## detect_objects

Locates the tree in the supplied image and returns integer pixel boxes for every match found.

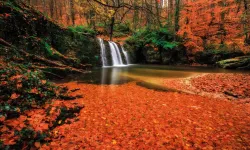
[174,0,180,33]
[70,0,75,25]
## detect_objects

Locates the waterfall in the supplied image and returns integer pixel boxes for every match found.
[121,46,130,64]
[98,38,130,67]
[98,38,108,67]
[109,41,124,66]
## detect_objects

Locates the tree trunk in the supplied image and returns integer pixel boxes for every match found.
[155,0,162,28]
[174,0,180,33]
[70,0,75,26]
[49,0,54,19]
[243,0,249,44]
[110,16,115,41]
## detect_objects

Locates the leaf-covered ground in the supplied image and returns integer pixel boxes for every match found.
[164,73,250,100]
[1,73,250,149]
[39,82,249,149]
[191,73,250,99]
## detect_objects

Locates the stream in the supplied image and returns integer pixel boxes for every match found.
[59,65,250,91]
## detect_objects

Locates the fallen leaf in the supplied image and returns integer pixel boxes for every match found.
[34,142,41,148]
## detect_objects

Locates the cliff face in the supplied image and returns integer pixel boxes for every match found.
[178,0,250,54]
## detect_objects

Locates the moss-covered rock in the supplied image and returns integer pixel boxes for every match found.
[195,49,245,65]
[216,56,250,69]
[102,39,112,66]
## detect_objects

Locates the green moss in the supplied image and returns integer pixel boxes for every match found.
[96,23,106,27]
[3,1,21,12]
[42,40,61,60]
[68,25,97,36]
[114,23,131,34]
[217,56,250,69]
[113,32,127,38]
[44,41,53,56]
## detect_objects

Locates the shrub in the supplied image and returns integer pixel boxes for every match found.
[114,23,131,34]
[0,63,72,120]
[10,128,49,149]
[113,32,127,38]
[125,27,180,52]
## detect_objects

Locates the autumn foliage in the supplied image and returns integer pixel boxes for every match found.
[0,64,83,149]
[1,0,250,149]
[178,0,250,54]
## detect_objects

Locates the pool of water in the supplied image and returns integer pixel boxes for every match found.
[60,65,250,86]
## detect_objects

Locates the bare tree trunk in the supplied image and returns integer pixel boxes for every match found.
[155,0,162,28]
[110,16,115,41]
[174,0,180,33]
[243,0,249,44]
[70,0,75,25]
[42,0,46,14]
[49,0,54,19]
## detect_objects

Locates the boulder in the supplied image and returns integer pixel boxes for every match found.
[216,56,250,69]
[195,50,244,65]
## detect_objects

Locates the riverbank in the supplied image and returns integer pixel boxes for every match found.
[164,73,250,101]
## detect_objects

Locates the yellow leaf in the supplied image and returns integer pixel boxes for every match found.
[58,120,62,124]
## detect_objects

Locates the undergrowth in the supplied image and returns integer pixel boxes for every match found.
[0,63,84,149]
[0,63,75,120]
[68,26,97,36]
[125,27,180,52]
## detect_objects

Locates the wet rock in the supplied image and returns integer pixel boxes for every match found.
[161,44,189,65]
[142,46,161,64]
[195,50,244,65]
[216,56,250,69]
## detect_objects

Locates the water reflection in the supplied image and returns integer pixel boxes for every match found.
[78,66,133,85]
[62,65,250,86]
[101,67,130,84]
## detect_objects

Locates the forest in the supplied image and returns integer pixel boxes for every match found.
[0,0,250,149]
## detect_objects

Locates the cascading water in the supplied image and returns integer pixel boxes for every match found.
[98,38,108,67]
[98,38,130,67]
[121,46,130,64]
[109,41,124,66]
